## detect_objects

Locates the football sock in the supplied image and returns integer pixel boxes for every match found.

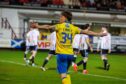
[67,75,71,84]
[73,55,77,63]
[24,54,26,58]
[62,78,68,84]
[83,62,87,70]
[103,59,108,69]
[77,60,83,66]
[30,56,34,64]
[42,59,49,67]
[62,75,71,84]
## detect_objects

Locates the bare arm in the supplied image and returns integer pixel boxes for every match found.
[36,24,55,30]
[80,29,106,36]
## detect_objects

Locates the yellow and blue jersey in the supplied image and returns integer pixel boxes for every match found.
[55,22,81,55]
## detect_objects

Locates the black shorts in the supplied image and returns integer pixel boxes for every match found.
[29,45,38,51]
[80,50,88,57]
[101,49,108,55]
[73,48,79,52]
[49,50,56,55]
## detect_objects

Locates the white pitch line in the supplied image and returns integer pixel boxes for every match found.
[0,60,126,81]
[0,60,40,68]
[0,60,26,66]
[79,72,126,81]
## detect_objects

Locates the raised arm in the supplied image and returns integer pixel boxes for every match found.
[80,29,106,36]
[36,24,55,30]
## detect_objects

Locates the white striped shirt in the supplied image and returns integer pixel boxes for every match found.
[49,32,56,50]
[27,29,40,46]
[26,32,30,46]
[72,34,81,49]
[79,34,89,50]
[97,33,111,50]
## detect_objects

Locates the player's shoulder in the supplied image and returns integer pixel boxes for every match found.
[70,24,78,28]
[55,23,64,27]
[27,30,32,35]
[105,32,111,37]
[83,34,89,37]
[34,29,39,33]
[75,34,80,36]
[27,31,30,34]
[107,33,111,36]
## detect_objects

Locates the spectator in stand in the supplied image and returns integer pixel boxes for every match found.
[100,0,109,10]
[79,0,88,7]
[115,0,124,10]
[40,0,48,6]
[52,0,64,5]
[0,0,125,11]
[80,0,95,7]
[0,0,5,2]
[63,0,72,6]
[89,0,95,7]
[9,0,20,5]
[19,0,29,5]
[30,0,35,3]
[95,0,102,10]
[109,0,116,9]
[71,0,80,6]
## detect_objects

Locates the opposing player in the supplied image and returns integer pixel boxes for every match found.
[36,11,105,84]
[24,28,32,61]
[40,31,56,71]
[25,22,40,66]
[97,26,111,70]
[75,24,93,74]
[71,34,81,66]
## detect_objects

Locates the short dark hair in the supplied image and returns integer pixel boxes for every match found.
[61,11,72,22]
[82,24,90,29]
[101,25,109,31]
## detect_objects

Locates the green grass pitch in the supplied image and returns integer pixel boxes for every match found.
[0,50,126,84]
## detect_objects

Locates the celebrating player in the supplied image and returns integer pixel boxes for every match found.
[97,26,111,70]
[40,31,56,71]
[36,11,105,84]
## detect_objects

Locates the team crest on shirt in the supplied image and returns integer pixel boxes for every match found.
[65,23,70,28]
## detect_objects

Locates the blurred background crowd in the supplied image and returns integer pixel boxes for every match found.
[0,0,126,11]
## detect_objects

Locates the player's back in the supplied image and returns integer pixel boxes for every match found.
[80,34,89,50]
[26,31,30,46]
[101,33,111,49]
[28,29,40,46]
[49,31,56,50]
[72,34,81,49]
[55,22,80,55]
[49,31,56,44]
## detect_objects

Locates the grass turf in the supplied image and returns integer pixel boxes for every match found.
[0,50,126,84]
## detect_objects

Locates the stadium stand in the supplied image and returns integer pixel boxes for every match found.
[0,0,126,11]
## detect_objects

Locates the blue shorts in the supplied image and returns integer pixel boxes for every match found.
[57,54,74,74]
[80,50,88,57]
